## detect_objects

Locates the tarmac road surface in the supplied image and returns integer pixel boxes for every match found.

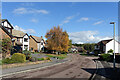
[2,54,96,79]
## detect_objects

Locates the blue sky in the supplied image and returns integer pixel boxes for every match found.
[2,2,118,43]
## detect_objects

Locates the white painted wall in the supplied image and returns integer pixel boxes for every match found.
[3,21,11,28]
[37,43,40,52]
[20,38,23,43]
[40,40,44,51]
[105,40,120,53]
[23,34,29,51]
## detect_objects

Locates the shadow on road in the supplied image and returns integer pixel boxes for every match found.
[82,67,120,80]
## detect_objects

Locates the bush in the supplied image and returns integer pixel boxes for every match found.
[29,57,37,62]
[37,58,44,61]
[99,54,111,61]
[108,49,113,53]
[2,58,14,64]
[11,53,26,63]
[22,49,31,60]
[45,57,51,60]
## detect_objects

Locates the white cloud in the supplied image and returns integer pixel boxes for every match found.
[59,13,80,26]
[59,16,75,26]
[68,31,112,44]
[30,19,38,23]
[14,25,36,34]
[77,17,89,22]
[13,7,49,14]
[66,16,74,20]
[93,21,104,25]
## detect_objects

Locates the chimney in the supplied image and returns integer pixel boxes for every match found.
[41,36,43,39]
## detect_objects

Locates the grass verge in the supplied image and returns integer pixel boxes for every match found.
[46,54,67,59]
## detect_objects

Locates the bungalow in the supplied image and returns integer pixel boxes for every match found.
[29,35,45,52]
[94,39,120,54]
[70,45,78,53]
[12,29,29,51]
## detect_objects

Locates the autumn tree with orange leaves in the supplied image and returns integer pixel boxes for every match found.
[45,26,69,53]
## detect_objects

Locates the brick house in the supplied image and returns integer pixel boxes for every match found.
[1,19,13,39]
[29,35,45,52]
[0,19,14,58]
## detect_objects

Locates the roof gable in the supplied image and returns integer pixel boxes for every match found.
[0,24,13,38]
[2,19,14,29]
[30,35,42,43]
[97,39,113,45]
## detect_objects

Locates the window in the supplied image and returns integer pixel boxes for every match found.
[17,38,20,41]
[41,42,43,45]
[24,45,28,50]
[24,38,28,42]
[31,48,33,51]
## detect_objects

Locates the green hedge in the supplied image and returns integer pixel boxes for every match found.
[99,54,111,61]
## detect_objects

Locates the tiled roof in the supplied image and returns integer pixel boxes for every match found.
[97,39,113,45]
[12,29,26,37]
[30,35,42,42]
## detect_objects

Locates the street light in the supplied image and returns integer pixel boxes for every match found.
[110,22,116,69]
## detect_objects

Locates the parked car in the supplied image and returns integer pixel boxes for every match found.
[89,52,94,55]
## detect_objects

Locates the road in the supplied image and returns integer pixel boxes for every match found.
[2,54,97,79]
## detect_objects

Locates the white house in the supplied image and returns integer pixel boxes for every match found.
[94,39,120,54]
[12,29,30,51]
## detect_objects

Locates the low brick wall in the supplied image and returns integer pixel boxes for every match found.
[2,60,51,69]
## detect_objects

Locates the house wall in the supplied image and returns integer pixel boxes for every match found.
[40,40,44,51]
[29,37,38,52]
[106,40,120,53]
[37,43,40,52]
[20,38,23,43]
[0,28,11,39]
[0,27,12,58]
[2,21,12,34]
[23,35,29,51]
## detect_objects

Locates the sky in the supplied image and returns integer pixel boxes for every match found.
[2,2,118,44]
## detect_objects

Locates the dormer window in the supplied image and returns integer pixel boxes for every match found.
[24,38,28,42]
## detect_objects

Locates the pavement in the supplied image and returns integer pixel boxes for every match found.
[2,54,70,76]
[2,54,97,79]
[92,59,120,80]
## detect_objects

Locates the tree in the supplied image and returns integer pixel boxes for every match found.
[72,43,95,52]
[69,39,72,49]
[1,38,12,58]
[45,26,69,53]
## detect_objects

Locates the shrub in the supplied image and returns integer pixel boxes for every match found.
[45,57,51,60]
[99,54,111,61]
[11,53,26,63]
[108,49,113,53]
[2,58,13,64]
[29,57,37,62]
[22,49,31,60]
[37,58,44,61]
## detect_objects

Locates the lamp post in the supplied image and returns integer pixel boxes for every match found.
[110,22,116,69]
